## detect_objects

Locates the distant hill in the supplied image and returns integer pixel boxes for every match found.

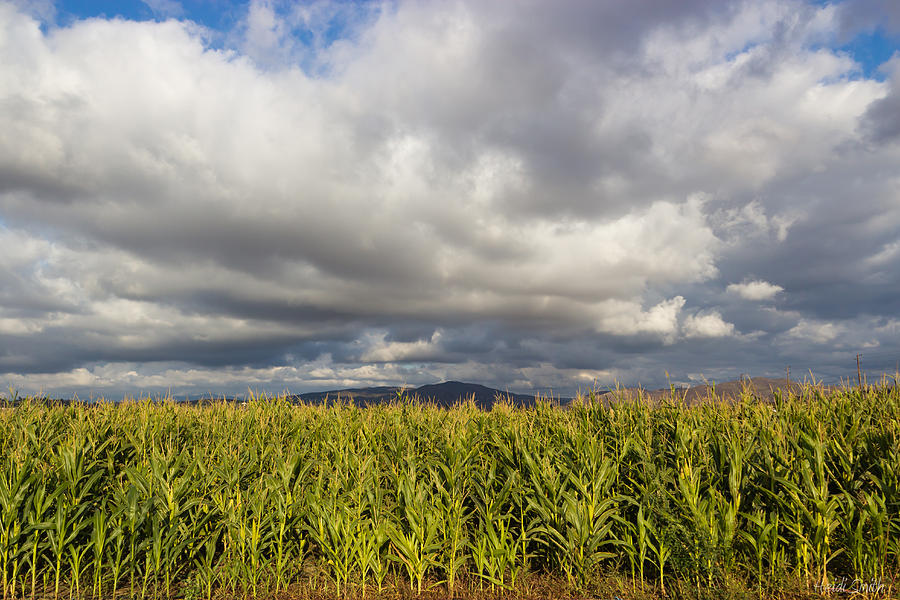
[294,376,826,409]
[595,376,813,405]
[10,376,838,408]
[295,380,564,408]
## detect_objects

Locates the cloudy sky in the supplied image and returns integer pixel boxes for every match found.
[1,0,899,398]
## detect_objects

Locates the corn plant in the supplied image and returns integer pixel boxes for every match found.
[525,437,618,586]
[429,436,473,594]
[23,482,54,600]
[0,457,32,600]
[387,464,441,594]
[305,484,356,595]
[0,383,896,598]
[266,453,309,594]
[739,509,784,597]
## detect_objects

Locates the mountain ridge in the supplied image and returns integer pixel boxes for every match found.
[294,376,813,408]
[295,380,556,408]
[9,376,832,407]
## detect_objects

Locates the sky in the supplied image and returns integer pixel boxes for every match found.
[1,0,899,399]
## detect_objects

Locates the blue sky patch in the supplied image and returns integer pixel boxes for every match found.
[838,29,900,80]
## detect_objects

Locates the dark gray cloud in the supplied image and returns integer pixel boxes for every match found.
[0,0,898,397]
[837,0,900,38]
[862,59,900,143]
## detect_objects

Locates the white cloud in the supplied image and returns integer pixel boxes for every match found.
[361,331,445,363]
[241,0,287,64]
[785,319,841,343]
[865,240,900,267]
[6,0,53,22]
[727,279,784,300]
[713,201,802,244]
[0,318,42,335]
[141,0,183,19]
[683,311,736,338]
[0,1,898,393]
[596,296,686,344]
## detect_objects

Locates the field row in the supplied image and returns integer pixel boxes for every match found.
[0,384,898,599]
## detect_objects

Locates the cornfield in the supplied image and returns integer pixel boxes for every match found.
[0,382,897,599]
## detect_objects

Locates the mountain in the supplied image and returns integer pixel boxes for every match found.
[295,380,563,408]
[17,376,840,408]
[295,385,403,406]
[411,381,547,408]
[294,376,819,409]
